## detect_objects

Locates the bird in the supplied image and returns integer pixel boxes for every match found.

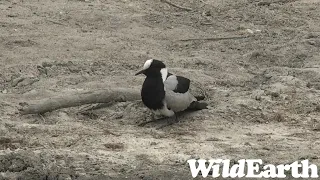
[135,59,207,126]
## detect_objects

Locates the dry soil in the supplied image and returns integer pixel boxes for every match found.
[0,0,320,179]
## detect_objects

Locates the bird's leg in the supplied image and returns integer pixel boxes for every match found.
[156,113,179,129]
[138,113,156,127]
[174,113,178,122]
[138,114,169,127]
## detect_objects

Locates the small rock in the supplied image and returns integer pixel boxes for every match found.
[265,90,280,98]
[307,40,320,47]
[2,89,7,94]
[11,77,25,87]
[94,165,100,170]
[202,10,211,16]
[7,14,17,17]
[104,143,124,151]
[238,24,247,30]
[0,137,11,144]
[246,29,254,34]
[80,111,98,120]
[252,90,264,101]
[262,147,270,151]
[308,40,316,45]
[258,2,271,6]
[313,123,320,131]
[270,91,279,98]
[67,62,81,73]
[307,82,312,88]
[18,77,39,87]
[150,142,158,146]
[114,114,123,119]
[264,73,273,79]
[280,94,289,100]
[42,62,53,67]
[37,65,47,76]
[274,113,284,122]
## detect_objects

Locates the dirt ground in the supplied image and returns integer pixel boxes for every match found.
[0,0,320,179]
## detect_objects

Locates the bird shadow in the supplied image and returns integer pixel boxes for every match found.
[138,110,200,129]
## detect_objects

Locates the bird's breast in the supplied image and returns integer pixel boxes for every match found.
[141,77,165,110]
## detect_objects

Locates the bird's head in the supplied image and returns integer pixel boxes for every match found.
[135,59,168,81]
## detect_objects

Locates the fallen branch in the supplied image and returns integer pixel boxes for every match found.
[160,0,193,11]
[179,36,249,42]
[19,88,141,115]
[46,19,67,26]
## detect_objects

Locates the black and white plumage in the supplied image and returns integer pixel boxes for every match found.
[135,59,207,119]
[164,74,196,112]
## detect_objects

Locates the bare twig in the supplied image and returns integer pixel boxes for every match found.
[46,19,67,26]
[19,88,140,115]
[38,114,46,123]
[258,0,298,6]
[200,22,214,25]
[160,0,193,11]
[103,129,121,137]
[179,36,249,42]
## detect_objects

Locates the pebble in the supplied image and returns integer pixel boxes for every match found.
[246,29,254,34]
[313,123,320,131]
[11,77,25,87]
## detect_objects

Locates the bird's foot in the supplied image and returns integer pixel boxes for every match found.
[138,115,168,127]
[156,114,179,129]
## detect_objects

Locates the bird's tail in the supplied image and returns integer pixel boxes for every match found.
[187,101,208,111]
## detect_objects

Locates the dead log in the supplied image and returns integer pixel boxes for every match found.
[19,88,141,115]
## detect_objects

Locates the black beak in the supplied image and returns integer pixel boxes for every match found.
[135,69,145,76]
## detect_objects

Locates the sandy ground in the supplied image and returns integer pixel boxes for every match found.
[0,0,320,179]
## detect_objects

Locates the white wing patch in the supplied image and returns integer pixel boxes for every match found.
[164,75,178,91]
[164,74,196,112]
[160,68,168,82]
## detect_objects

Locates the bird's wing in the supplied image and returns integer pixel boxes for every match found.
[164,74,196,112]
[164,74,190,93]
